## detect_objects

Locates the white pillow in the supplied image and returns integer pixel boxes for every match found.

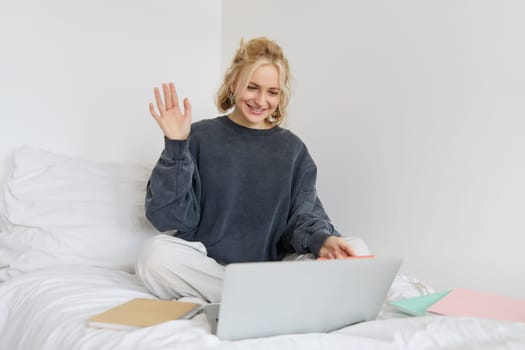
[0,146,159,281]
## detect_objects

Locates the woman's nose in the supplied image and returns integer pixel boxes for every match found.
[255,92,265,105]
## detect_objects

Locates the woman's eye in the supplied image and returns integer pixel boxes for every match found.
[247,86,257,90]
[269,91,279,96]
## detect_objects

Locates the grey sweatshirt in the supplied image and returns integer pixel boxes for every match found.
[145,116,340,264]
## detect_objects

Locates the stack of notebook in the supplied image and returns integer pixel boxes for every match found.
[390,288,525,322]
[87,298,205,331]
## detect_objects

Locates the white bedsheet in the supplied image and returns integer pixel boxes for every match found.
[0,266,523,350]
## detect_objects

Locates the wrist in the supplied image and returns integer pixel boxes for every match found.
[308,232,332,257]
[163,137,191,160]
[165,132,189,141]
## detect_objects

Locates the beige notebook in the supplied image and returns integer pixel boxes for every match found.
[87,298,204,331]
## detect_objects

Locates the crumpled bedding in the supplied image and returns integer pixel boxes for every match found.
[0,265,523,350]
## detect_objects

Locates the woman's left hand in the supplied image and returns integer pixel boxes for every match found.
[318,236,355,259]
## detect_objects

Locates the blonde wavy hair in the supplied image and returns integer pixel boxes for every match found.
[216,37,291,126]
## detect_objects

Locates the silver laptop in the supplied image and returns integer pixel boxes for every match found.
[205,256,402,340]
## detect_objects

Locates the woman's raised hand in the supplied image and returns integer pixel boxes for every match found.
[149,82,192,140]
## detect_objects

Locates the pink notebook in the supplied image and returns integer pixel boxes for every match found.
[427,288,525,323]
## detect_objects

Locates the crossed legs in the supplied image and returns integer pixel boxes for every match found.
[135,234,370,303]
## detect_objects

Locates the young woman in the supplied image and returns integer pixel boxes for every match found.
[136,37,369,303]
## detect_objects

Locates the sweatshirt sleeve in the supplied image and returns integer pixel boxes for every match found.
[145,137,201,234]
[279,149,340,257]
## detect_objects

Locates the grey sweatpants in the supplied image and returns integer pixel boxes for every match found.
[135,234,370,303]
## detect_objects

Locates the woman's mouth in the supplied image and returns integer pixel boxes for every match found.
[247,103,266,115]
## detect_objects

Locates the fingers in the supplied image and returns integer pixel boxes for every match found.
[340,242,356,257]
[149,103,160,120]
[320,237,356,260]
[151,82,185,119]
[326,251,350,260]
[332,250,348,259]
[334,242,355,259]
[154,87,165,114]
[183,98,192,119]
[152,82,178,114]
[169,82,179,110]
[321,249,339,260]
[163,83,172,110]
[159,82,181,111]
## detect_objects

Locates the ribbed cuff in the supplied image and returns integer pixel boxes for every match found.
[307,232,332,257]
[163,136,191,161]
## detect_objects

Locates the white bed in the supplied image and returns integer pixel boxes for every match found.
[1,147,524,350]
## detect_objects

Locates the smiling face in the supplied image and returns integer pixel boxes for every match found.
[229,64,281,129]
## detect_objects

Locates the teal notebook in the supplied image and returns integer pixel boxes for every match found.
[390,290,452,316]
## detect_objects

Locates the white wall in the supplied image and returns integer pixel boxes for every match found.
[222,0,525,297]
[2,0,524,298]
[0,0,222,183]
